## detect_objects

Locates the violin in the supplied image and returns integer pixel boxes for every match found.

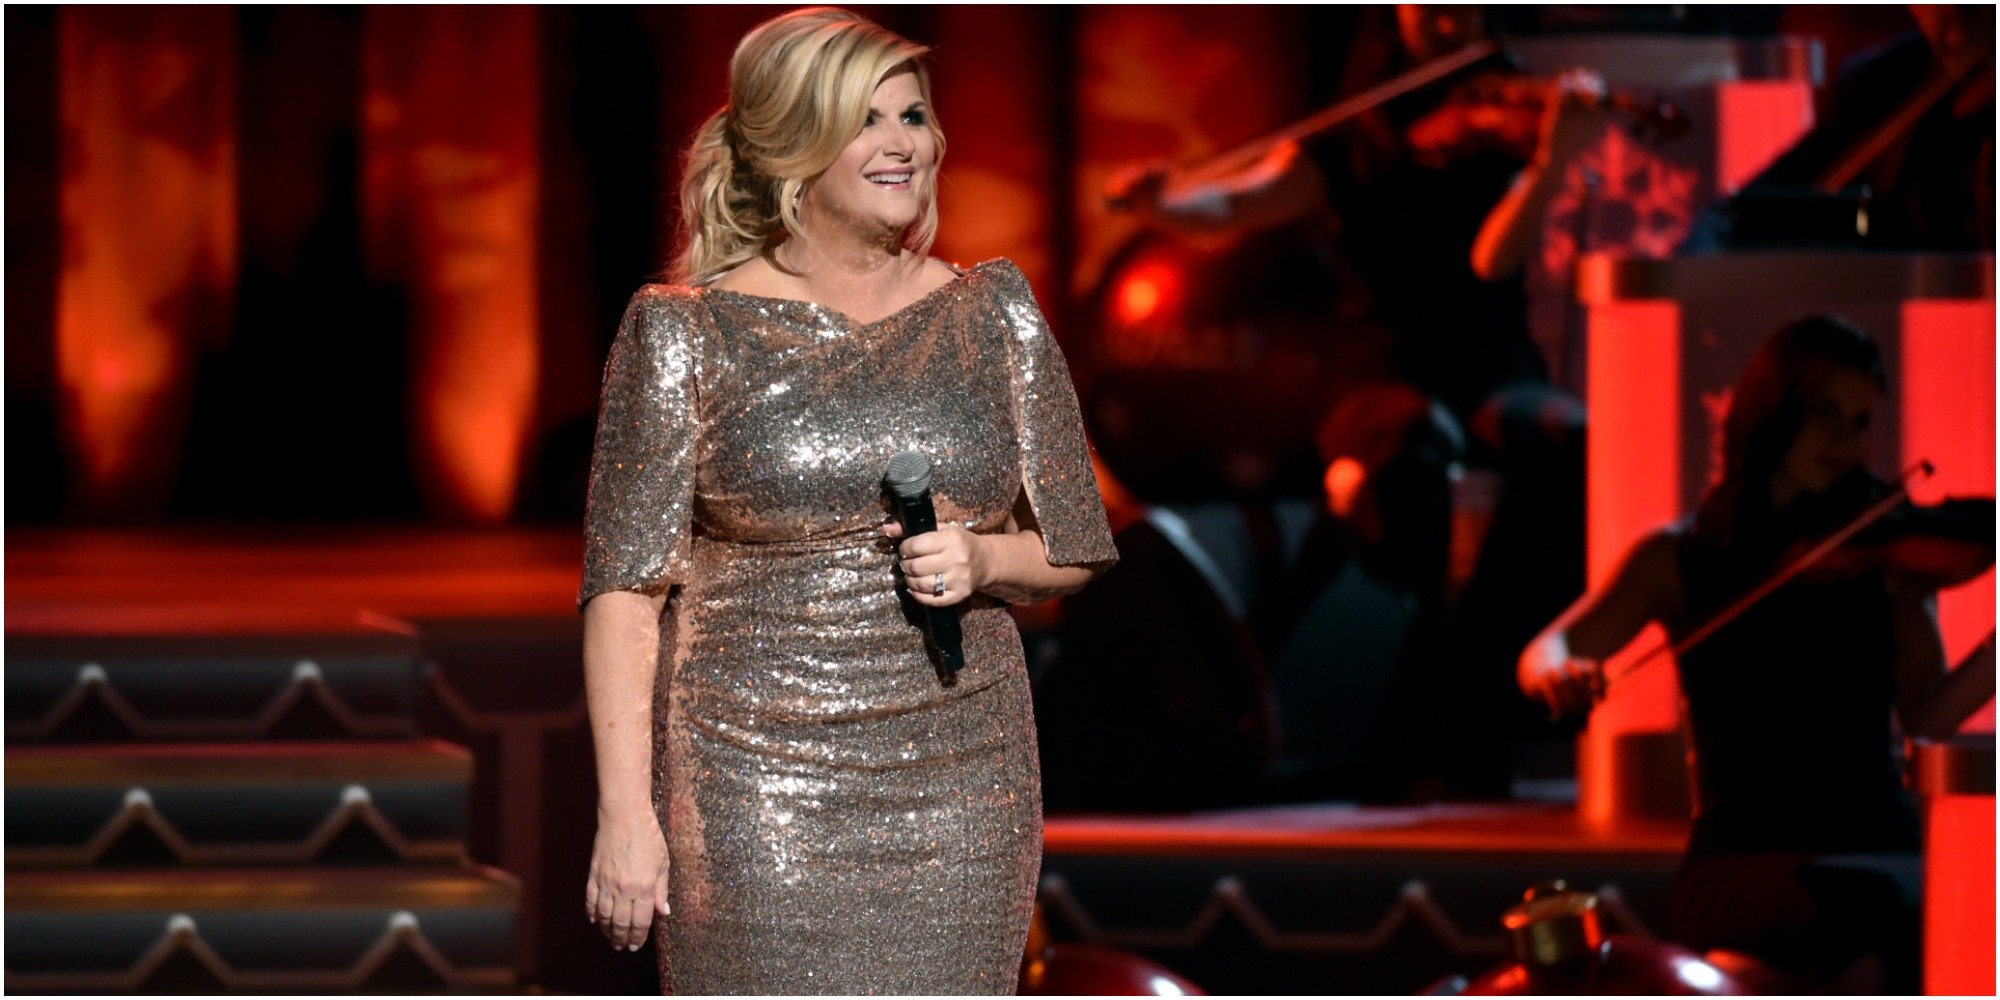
[1792,495,1995,590]
[1404,70,1693,165]
[1103,42,1693,212]
[1103,41,1503,213]
[1608,461,1995,687]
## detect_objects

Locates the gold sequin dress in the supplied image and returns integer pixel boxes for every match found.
[578,258,1118,995]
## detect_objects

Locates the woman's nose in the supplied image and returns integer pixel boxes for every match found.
[882,127,916,158]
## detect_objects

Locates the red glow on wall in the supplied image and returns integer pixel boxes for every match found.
[63,332,176,498]
[1096,255,1230,373]
[1113,269,1169,326]
[928,8,1059,297]
[1580,299,1683,827]
[362,7,539,523]
[56,8,236,515]
[1925,792,1996,994]
[1899,300,1997,732]
[1071,6,1308,299]
[1713,80,1816,195]
[1322,457,1366,518]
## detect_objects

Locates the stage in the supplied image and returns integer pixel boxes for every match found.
[11,5,1997,993]
[6,526,1697,994]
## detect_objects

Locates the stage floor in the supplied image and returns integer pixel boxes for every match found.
[7,525,1690,994]
[6,524,586,631]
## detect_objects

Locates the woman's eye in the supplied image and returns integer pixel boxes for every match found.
[901,110,928,125]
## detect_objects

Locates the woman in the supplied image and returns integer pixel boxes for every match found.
[577,8,1117,994]
[1517,316,1993,992]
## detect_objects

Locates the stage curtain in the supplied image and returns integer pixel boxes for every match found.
[56,7,236,517]
[362,7,539,522]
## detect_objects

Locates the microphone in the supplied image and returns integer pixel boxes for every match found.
[884,450,966,678]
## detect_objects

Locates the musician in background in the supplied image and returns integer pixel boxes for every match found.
[1686,3,1994,251]
[1108,4,1606,796]
[1112,6,1579,422]
[1518,315,1995,993]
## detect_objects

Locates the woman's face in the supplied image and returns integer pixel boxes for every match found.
[1777,366,1880,495]
[801,68,935,241]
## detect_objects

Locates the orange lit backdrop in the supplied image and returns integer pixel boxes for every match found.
[56,8,236,517]
[362,7,540,524]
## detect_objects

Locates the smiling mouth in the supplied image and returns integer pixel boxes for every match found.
[866,171,913,188]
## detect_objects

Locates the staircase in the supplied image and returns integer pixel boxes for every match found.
[5,615,522,992]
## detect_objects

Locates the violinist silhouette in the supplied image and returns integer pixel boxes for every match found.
[1518,315,1996,994]
[1685,4,1995,252]
[1105,5,1619,797]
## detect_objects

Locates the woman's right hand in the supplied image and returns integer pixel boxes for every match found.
[586,809,670,951]
[1536,67,1610,169]
[1517,631,1605,719]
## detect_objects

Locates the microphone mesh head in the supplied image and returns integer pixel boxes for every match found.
[884,450,932,498]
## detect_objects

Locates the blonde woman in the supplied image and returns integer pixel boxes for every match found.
[577,8,1117,993]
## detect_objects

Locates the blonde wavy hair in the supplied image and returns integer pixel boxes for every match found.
[671,8,945,285]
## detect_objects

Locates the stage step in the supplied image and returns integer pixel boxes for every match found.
[7,740,472,867]
[4,864,520,992]
[6,626,426,743]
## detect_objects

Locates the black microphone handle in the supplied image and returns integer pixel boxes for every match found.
[889,491,966,675]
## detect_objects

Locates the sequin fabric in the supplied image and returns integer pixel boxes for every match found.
[578,258,1117,995]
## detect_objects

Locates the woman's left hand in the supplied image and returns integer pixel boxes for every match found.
[883,521,990,607]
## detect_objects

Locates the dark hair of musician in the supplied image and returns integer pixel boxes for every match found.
[1692,315,1887,559]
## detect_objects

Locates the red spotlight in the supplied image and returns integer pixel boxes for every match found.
[1113,266,1171,327]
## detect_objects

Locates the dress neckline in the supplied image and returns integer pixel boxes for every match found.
[700,258,992,330]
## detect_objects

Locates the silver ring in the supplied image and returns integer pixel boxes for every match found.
[933,573,946,597]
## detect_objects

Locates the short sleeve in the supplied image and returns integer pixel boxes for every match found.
[989,261,1120,567]
[577,286,701,612]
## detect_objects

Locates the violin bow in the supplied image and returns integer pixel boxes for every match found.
[1105,40,1500,210]
[1604,459,1936,688]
